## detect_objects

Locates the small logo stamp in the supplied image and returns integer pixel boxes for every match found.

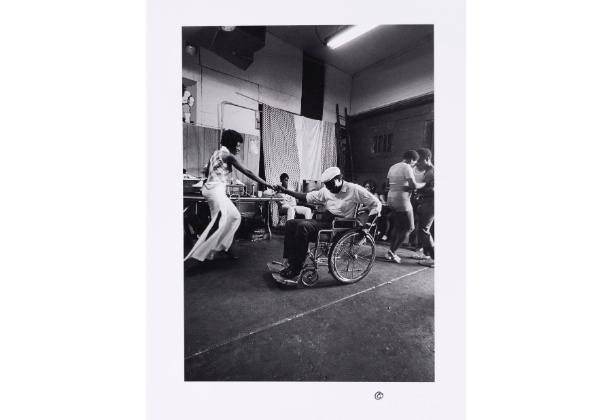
[374,391,384,400]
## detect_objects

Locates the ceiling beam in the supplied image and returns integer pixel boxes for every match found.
[348,92,434,122]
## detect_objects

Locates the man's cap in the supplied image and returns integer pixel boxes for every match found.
[321,167,341,183]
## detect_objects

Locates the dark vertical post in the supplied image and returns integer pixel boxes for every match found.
[300,54,325,120]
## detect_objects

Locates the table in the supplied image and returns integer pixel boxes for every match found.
[183,195,283,240]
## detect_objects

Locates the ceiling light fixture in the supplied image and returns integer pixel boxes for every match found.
[325,25,379,49]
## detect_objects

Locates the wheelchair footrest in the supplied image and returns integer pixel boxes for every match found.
[272,272,299,286]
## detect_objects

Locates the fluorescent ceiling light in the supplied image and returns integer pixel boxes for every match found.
[326,25,379,49]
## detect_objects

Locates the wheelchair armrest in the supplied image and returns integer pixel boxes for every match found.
[332,218,361,229]
[335,214,380,233]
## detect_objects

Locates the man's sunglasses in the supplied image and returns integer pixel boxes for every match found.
[323,177,339,189]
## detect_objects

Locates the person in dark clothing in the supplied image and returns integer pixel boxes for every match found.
[414,148,435,267]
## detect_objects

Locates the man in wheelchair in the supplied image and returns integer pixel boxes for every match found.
[273,167,382,280]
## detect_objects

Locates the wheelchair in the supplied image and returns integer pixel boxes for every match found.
[285,214,379,287]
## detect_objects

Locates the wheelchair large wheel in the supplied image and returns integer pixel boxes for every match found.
[329,231,376,284]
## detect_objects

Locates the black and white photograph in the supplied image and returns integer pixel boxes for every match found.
[8,0,612,418]
[181,25,435,381]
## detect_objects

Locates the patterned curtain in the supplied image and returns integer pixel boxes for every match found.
[262,104,301,226]
[320,121,337,175]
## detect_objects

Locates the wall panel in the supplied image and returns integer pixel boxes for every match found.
[323,64,352,123]
[183,123,188,171]
[202,127,219,171]
[196,126,206,174]
[185,124,200,176]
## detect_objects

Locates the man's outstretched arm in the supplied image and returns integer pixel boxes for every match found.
[274,185,308,202]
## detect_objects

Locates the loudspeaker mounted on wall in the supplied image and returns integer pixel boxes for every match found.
[182,26,266,70]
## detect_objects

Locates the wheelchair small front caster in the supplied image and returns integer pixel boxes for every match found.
[300,268,319,287]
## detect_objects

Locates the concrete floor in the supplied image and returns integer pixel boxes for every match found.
[183,234,434,382]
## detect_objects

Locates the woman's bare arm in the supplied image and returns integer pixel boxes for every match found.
[225,153,274,189]
[404,168,426,191]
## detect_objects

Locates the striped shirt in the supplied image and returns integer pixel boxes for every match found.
[205,146,231,186]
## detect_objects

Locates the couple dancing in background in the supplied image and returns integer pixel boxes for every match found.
[385,148,435,266]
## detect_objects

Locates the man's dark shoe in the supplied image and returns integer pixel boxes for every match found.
[279,266,301,279]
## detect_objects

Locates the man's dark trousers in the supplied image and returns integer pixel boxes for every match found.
[283,219,333,268]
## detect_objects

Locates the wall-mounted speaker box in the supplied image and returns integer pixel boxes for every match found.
[182,26,266,70]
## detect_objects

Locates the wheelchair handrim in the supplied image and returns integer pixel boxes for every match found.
[329,231,376,283]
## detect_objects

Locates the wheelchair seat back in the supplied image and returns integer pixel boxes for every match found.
[313,206,379,246]
[316,215,361,245]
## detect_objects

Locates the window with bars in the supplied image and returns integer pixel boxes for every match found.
[371,134,393,155]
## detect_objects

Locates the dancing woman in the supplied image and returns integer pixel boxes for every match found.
[385,150,426,263]
[184,129,274,262]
